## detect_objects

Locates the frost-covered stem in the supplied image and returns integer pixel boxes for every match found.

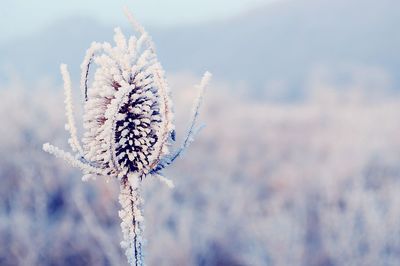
[119,176,144,266]
[42,143,106,176]
[178,71,212,154]
[61,64,83,154]
[82,56,92,101]
[151,71,211,173]
[80,42,105,100]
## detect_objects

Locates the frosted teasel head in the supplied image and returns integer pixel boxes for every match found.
[43,11,212,186]
[79,27,174,182]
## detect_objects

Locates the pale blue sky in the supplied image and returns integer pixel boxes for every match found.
[0,0,275,43]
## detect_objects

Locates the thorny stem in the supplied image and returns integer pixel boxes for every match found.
[129,184,139,266]
[84,56,92,101]
[120,179,144,266]
[150,71,211,174]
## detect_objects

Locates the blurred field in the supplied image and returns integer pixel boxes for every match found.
[1,73,400,265]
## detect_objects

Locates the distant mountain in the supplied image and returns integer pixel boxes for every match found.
[1,0,400,98]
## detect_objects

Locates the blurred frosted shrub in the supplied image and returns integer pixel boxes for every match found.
[1,75,400,265]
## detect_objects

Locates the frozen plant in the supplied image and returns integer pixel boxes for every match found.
[43,9,211,266]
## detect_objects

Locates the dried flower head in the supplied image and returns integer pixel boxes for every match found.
[43,9,211,266]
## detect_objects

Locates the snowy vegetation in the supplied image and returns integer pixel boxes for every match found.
[1,74,400,265]
[0,2,399,265]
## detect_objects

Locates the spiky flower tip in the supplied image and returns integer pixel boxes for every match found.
[43,9,211,266]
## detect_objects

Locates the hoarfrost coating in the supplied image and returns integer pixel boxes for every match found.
[43,10,211,266]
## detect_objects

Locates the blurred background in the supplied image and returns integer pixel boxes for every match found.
[1,0,400,265]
